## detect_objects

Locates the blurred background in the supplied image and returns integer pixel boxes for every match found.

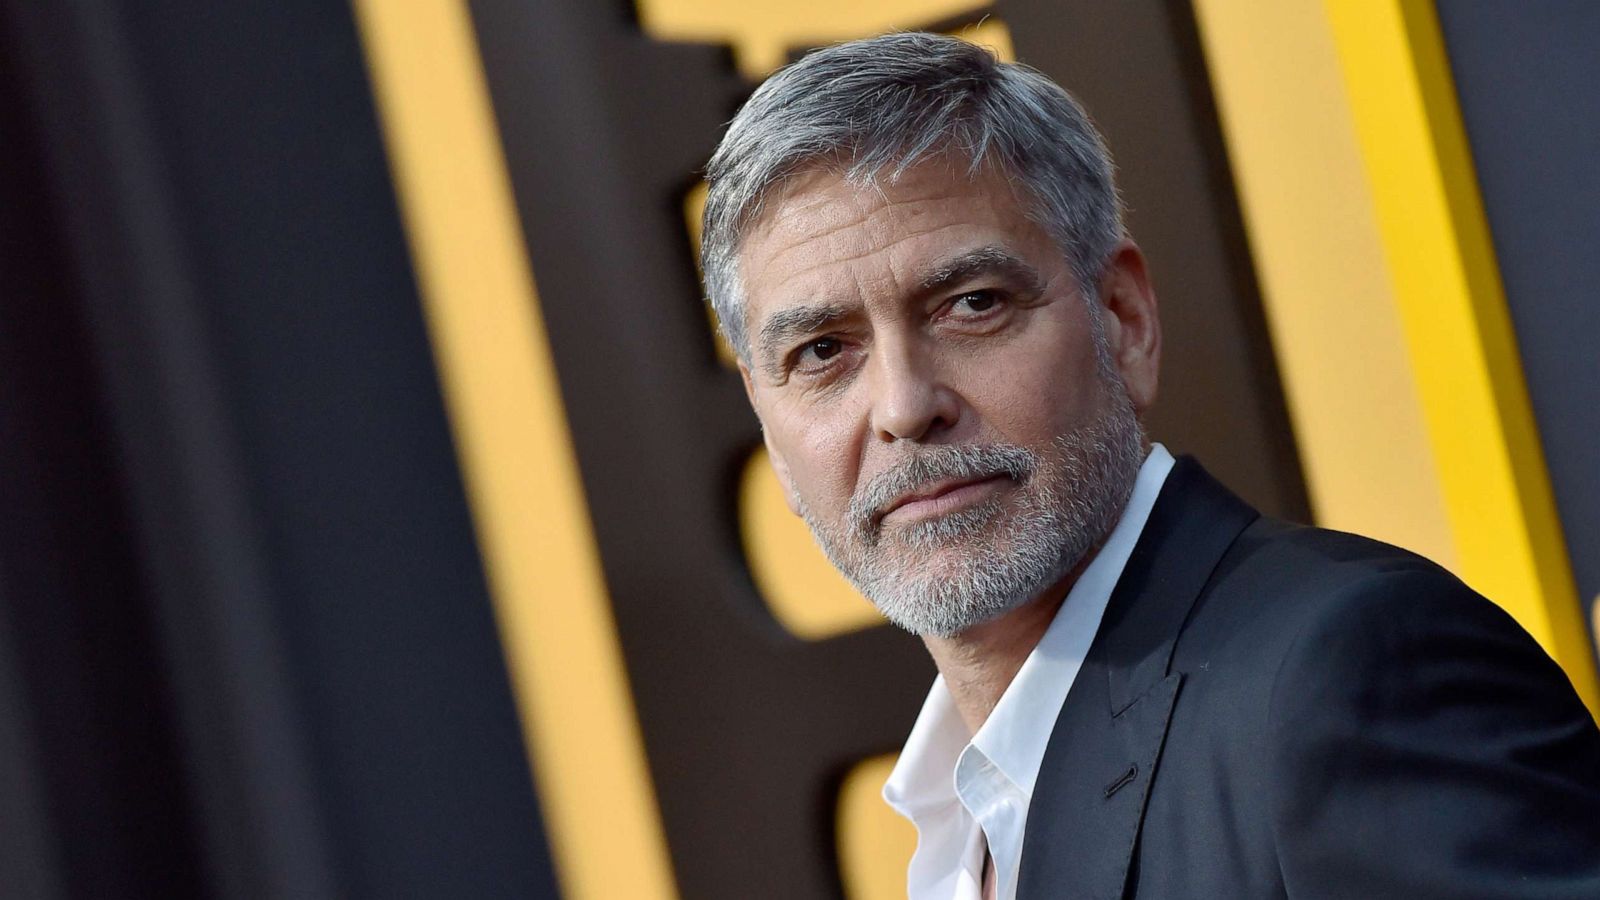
[1,0,1596,897]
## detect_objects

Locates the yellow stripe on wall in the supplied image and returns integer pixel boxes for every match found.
[1323,0,1599,715]
[1191,0,1458,571]
[350,2,679,897]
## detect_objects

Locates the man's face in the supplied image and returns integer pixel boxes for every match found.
[736,161,1158,636]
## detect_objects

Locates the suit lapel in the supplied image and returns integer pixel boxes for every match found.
[1018,458,1257,899]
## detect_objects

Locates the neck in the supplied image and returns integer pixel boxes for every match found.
[922,551,1095,736]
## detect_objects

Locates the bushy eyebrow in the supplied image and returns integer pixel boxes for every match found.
[917,245,1046,298]
[756,302,852,372]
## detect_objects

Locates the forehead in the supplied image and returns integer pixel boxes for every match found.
[737,162,1054,313]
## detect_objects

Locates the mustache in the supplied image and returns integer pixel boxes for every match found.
[849,444,1037,531]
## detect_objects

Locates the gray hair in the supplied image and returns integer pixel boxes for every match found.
[701,31,1125,363]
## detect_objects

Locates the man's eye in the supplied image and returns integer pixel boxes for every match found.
[802,337,843,362]
[954,291,999,313]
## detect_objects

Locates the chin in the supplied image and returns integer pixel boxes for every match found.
[864,557,1044,638]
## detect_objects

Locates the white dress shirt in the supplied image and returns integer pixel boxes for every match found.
[882,444,1176,900]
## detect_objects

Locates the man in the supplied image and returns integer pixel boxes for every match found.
[701,31,1600,900]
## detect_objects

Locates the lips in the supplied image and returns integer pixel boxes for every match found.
[848,445,1037,534]
[878,473,1011,523]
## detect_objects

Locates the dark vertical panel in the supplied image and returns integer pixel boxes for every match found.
[2,1,560,896]
[0,24,202,897]
[1000,0,1309,522]
[1436,2,1600,657]
[0,623,61,899]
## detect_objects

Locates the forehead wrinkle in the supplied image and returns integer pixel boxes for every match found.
[754,183,1003,268]
[759,220,1009,288]
[767,164,979,221]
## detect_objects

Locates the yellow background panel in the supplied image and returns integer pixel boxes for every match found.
[1196,0,1597,717]
[1191,0,1457,570]
[1324,0,1599,715]
[837,756,918,900]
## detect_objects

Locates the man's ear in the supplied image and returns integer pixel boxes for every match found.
[739,361,803,517]
[1095,239,1162,412]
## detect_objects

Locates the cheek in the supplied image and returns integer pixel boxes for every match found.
[953,323,1104,441]
[767,406,863,513]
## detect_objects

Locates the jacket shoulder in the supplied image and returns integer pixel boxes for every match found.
[1158,516,1600,895]
[1175,518,1467,660]
[1170,516,1586,745]
[1190,516,1506,648]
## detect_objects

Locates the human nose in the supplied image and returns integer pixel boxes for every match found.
[866,339,961,443]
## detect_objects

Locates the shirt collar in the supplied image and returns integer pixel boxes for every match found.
[883,443,1176,816]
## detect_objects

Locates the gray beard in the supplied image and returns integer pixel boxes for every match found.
[799,384,1146,637]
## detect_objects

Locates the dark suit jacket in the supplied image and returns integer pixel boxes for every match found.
[1017,457,1600,899]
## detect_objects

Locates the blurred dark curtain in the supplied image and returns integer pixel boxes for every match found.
[0,2,558,897]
